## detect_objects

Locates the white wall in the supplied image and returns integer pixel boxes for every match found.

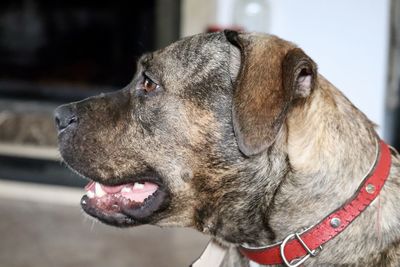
[267,0,390,136]
[181,0,217,37]
[183,0,391,136]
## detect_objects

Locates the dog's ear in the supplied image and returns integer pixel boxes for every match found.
[224,30,317,156]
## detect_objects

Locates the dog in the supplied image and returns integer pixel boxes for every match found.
[55,31,400,266]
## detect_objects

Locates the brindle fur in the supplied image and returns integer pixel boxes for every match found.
[56,31,400,266]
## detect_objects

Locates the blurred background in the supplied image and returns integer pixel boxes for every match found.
[0,0,398,266]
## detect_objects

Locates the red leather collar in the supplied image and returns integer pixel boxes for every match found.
[239,140,392,266]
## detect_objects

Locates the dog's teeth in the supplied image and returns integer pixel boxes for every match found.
[121,186,132,193]
[95,182,106,197]
[87,191,95,199]
[133,182,145,190]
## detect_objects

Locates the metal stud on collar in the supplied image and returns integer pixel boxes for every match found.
[330,217,341,228]
[366,184,376,194]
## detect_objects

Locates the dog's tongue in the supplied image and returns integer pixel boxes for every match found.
[84,181,125,194]
[99,184,125,194]
[84,181,158,203]
[120,182,158,202]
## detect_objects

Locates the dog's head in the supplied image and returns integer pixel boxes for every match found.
[55,31,317,244]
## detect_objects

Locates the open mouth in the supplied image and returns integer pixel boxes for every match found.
[80,176,170,227]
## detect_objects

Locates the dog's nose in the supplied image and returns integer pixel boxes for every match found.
[54,104,78,132]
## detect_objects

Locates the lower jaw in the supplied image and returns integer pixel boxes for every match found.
[80,187,170,227]
[81,195,137,227]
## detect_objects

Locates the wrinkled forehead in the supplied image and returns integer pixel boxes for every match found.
[140,32,233,88]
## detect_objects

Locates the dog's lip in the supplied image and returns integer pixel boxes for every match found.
[80,195,137,227]
[80,174,170,226]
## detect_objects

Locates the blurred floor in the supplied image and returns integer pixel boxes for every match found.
[0,180,209,267]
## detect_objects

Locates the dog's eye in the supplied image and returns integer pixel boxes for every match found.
[141,75,159,94]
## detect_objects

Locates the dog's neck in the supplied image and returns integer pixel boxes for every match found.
[269,76,378,236]
[254,76,400,265]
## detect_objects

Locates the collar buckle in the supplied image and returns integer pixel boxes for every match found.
[280,232,323,267]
